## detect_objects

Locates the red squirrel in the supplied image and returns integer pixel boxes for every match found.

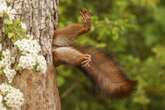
[53,9,137,97]
[53,9,92,67]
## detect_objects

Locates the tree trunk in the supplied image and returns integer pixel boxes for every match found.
[9,0,61,110]
[0,18,3,38]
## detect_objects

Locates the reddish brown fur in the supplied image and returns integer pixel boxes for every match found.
[53,9,137,98]
[79,47,137,97]
[53,9,91,47]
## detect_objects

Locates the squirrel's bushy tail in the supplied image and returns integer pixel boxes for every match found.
[80,47,137,97]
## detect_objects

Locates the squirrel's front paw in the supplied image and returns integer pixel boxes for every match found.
[80,54,92,67]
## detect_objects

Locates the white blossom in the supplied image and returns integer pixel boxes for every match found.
[21,22,27,30]
[18,54,36,70]
[0,0,16,19]
[0,83,24,109]
[0,49,16,83]
[31,40,41,54]
[0,0,7,15]
[6,6,16,20]
[14,38,47,73]
[0,49,14,68]
[2,49,11,59]
[0,83,13,95]
[3,66,16,83]
[4,88,24,109]
[14,39,41,54]
[18,54,47,73]
[36,55,47,73]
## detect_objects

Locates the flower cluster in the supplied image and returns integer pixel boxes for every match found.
[0,49,16,83]
[15,38,47,73]
[0,0,48,109]
[14,39,41,54]
[0,0,16,19]
[0,0,7,14]
[0,83,24,110]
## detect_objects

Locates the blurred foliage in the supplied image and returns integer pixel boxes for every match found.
[56,0,165,110]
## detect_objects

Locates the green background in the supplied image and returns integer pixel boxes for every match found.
[57,0,165,110]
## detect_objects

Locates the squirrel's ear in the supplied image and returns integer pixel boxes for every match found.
[78,46,137,98]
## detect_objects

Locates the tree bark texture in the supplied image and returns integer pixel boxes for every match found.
[0,18,3,38]
[7,0,61,110]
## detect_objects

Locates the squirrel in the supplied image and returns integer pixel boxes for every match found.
[53,9,92,67]
[53,9,137,98]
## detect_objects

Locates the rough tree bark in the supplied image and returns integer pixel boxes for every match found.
[0,18,3,39]
[3,0,61,110]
